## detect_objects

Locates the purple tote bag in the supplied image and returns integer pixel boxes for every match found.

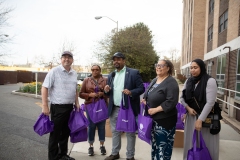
[138,103,152,144]
[80,103,85,111]
[176,103,186,130]
[116,96,137,133]
[187,130,212,160]
[68,106,89,134]
[70,127,87,143]
[86,98,108,123]
[33,113,54,136]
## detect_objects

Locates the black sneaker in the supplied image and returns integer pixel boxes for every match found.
[88,147,94,156]
[100,146,106,155]
[59,155,75,160]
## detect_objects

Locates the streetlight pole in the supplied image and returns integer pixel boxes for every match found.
[95,16,118,33]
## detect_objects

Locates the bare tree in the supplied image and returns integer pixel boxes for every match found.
[164,48,181,75]
[168,48,179,63]
[0,1,13,64]
[34,40,77,69]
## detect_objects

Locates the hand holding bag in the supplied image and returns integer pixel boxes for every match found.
[68,106,89,133]
[85,83,108,123]
[138,102,152,144]
[33,113,54,136]
[116,95,137,133]
[187,130,212,160]
[176,102,186,130]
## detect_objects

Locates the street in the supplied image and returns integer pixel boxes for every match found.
[0,83,48,160]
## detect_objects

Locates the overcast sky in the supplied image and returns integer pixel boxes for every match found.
[2,0,183,66]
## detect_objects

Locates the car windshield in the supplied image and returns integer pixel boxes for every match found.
[77,72,91,80]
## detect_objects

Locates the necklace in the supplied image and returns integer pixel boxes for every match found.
[156,75,169,84]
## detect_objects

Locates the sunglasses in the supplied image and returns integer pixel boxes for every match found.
[91,69,100,72]
[155,64,167,68]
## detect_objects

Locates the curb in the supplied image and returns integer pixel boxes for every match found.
[11,90,42,99]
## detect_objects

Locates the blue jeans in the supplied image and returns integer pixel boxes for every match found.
[86,110,106,144]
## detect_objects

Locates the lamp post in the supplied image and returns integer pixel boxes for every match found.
[95,16,118,33]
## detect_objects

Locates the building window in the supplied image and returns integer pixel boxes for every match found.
[219,10,228,33]
[209,0,214,13]
[208,25,213,42]
[216,54,226,93]
[207,60,213,75]
[236,49,240,98]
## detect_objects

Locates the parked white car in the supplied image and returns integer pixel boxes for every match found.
[77,80,83,85]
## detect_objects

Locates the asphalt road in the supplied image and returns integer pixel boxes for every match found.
[0,83,48,160]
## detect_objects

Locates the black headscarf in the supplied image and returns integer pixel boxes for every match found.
[185,59,210,102]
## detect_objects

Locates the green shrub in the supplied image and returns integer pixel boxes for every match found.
[18,82,42,95]
[77,85,81,92]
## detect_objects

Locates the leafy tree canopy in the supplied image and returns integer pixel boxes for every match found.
[97,22,159,82]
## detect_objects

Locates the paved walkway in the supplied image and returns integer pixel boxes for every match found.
[68,119,240,160]
[67,94,240,160]
[12,83,240,159]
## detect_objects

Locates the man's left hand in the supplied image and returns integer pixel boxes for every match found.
[122,89,131,95]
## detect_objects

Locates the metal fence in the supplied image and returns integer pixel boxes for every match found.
[217,87,240,118]
[0,71,47,85]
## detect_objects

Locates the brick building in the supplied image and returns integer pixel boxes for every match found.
[181,0,240,121]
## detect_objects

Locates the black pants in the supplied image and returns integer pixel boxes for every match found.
[48,104,73,160]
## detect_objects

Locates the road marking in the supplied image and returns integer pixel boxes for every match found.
[35,102,42,108]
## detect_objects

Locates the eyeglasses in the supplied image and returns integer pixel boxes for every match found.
[91,69,100,72]
[155,64,167,68]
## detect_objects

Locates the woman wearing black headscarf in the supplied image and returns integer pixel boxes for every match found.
[180,59,219,160]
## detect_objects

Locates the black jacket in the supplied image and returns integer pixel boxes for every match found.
[143,76,179,120]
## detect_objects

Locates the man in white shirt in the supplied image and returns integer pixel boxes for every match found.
[42,51,80,160]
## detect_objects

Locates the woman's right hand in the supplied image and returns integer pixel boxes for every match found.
[141,99,146,105]
[89,92,98,98]
[186,106,197,116]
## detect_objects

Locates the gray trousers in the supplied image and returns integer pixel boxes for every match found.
[110,107,136,159]
[183,113,219,160]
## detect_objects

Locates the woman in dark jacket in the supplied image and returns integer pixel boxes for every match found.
[141,59,179,160]
[79,64,108,156]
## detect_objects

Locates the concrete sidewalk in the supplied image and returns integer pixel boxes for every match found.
[67,94,240,160]
[68,120,240,160]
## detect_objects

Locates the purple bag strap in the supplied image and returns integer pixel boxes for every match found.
[140,102,150,116]
[90,77,99,93]
[120,94,132,109]
[140,102,144,114]
[120,93,126,109]
[192,130,207,151]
